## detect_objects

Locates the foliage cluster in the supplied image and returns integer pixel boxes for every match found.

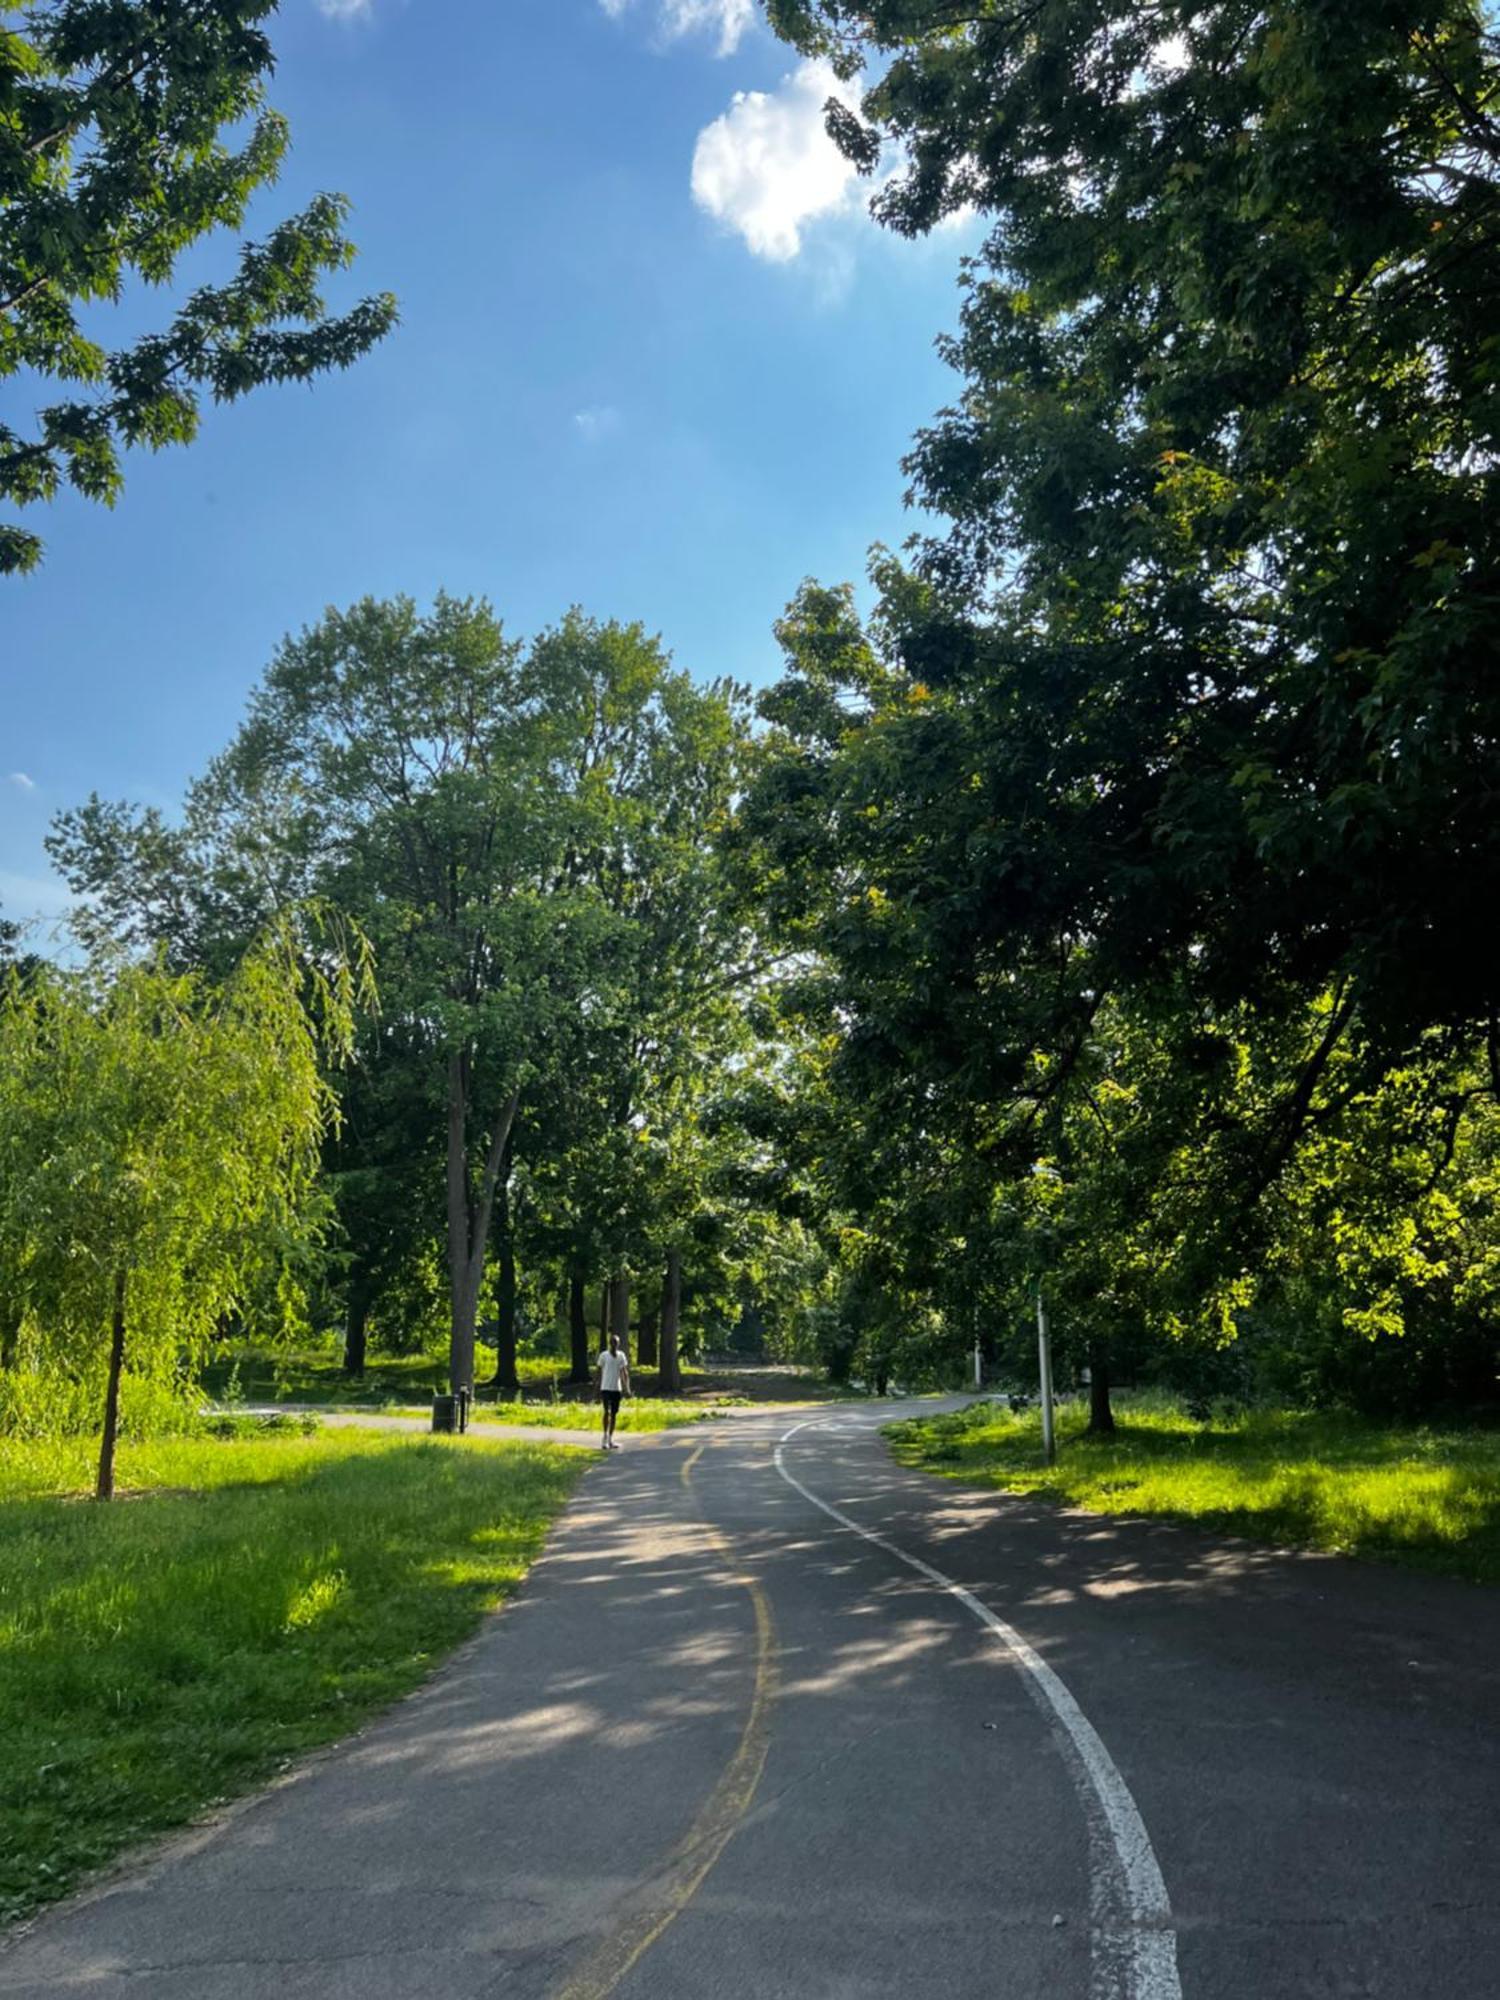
[736,0,1500,1416]
[32,597,841,1420]
[1,0,395,573]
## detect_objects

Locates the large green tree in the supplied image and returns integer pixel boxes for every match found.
[476,612,758,1392]
[2,0,396,573]
[53,598,763,1399]
[762,0,1500,1071]
[745,2,1500,1375]
[742,566,1500,1406]
[201,594,626,1397]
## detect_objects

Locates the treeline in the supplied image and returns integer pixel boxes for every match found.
[6,602,842,1427]
[735,0,1500,1417]
[5,1,1500,1458]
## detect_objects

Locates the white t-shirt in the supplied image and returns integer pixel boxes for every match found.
[597,1348,628,1393]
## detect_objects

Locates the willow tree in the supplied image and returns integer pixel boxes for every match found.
[0,931,354,1496]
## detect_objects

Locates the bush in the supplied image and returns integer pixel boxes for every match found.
[0,1363,198,1443]
[198,1412,319,1440]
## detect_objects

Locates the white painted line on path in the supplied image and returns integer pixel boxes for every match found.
[774,1419,1183,2000]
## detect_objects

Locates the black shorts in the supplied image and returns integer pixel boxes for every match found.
[601,1390,622,1417]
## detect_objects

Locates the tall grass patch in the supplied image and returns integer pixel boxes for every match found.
[886,1397,1500,1584]
[0,1429,584,1925]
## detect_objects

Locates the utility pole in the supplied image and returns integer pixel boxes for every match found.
[1036,1286,1056,1464]
[973,1338,983,1393]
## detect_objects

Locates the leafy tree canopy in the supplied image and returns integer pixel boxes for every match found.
[2,0,397,573]
[763,1,1500,1060]
[49,595,766,1396]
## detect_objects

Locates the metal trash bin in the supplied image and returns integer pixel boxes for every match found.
[431,1393,457,1433]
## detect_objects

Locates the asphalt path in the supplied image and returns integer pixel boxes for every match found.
[2,1405,1496,1998]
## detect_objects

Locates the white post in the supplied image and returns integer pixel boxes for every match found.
[973,1340,983,1392]
[1036,1287,1056,1464]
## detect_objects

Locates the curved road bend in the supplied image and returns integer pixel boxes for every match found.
[1,1405,1496,1999]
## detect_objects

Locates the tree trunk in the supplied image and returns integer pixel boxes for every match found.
[489,1154,520,1396]
[95,1268,127,1502]
[1087,1341,1116,1437]
[445,1050,520,1395]
[446,1056,480,1394]
[637,1305,659,1369]
[609,1271,630,1361]
[342,1267,371,1375]
[0,1297,20,1372]
[658,1248,682,1395]
[567,1269,590,1384]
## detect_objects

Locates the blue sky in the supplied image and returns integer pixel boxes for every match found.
[3,0,975,923]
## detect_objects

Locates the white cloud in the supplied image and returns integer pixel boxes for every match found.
[315,0,372,19]
[692,60,863,262]
[8,772,35,792]
[573,406,622,443]
[661,0,755,54]
[603,0,756,58]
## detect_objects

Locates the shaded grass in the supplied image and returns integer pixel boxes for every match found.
[201,1346,452,1409]
[886,1396,1500,1584]
[202,1346,751,1421]
[202,1345,764,1428]
[0,1429,585,1926]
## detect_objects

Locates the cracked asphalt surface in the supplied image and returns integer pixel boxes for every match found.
[2,1405,1496,1998]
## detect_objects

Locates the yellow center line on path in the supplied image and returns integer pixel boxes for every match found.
[549,1443,778,2000]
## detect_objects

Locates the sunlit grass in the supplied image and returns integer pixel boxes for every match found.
[886,1396,1500,1584]
[296,1399,740,1430]
[201,1345,745,1425]
[478,1397,738,1431]
[0,1429,585,1926]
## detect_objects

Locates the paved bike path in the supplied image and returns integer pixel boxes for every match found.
[2,1408,1495,1997]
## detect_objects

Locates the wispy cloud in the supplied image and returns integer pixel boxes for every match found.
[8,771,35,792]
[692,60,863,262]
[573,406,622,444]
[602,0,755,58]
[314,0,373,20]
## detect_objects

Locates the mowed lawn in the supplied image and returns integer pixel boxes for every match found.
[0,1429,586,1926]
[887,1398,1500,1584]
[201,1346,748,1428]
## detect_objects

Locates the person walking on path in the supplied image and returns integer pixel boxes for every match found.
[595,1332,630,1451]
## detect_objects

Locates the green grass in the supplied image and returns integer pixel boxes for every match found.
[0,1427,586,1926]
[205,1345,748,1408]
[202,1346,453,1409]
[886,1396,1500,1584]
[202,1345,763,1428]
[475,1396,738,1431]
